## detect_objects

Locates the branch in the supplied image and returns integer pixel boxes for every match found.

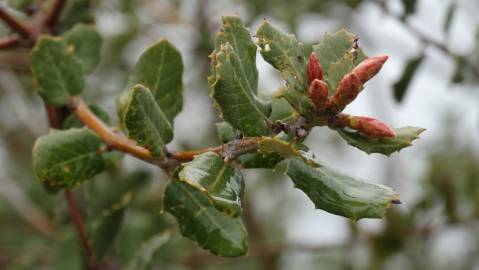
[372,0,479,77]
[66,96,260,166]
[0,35,20,49]
[0,8,33,39]
[43,0,66,32]
[64,190,97,269]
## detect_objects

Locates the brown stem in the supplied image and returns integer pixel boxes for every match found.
[67,96,260,164]
[0,8,33,39]
[64,190,97,269]
[0,35,20,49]
[43,0,66,32]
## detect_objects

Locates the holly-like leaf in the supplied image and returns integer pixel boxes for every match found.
[122,84,173,157]
[285,158,400,220]
[163,181,247,257]
[126,231,171,270]
[64,23,102,73]
[258,136,319,167]
[338,127,425,156]
[33,128,104,188]
[31,36,84,106]
[179,152,244,217]
[93,193,131,259]
[130,39,183,123]
[256,21,314,117]
[393,55,424,103]
[63,104,110,129]
[210,17,270,136]
[312,29,367,94]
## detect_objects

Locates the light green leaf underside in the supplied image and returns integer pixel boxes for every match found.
[210,16,270,136]
[258,136,319,167]
[179,152,244,217]
[122,84,173,157]
[126,231,171,270]
[338,127,425,156]
[256,21,314,117]
[130,39,183,123]
[31,36,84,106]
[63,23,102,73]
[286,158,399,220]
[163,180,247,257]
[33,128,104,188]
[312,29,367,94]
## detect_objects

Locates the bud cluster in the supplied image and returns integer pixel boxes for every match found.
[305,52,394,138]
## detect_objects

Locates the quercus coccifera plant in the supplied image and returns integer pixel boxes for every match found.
[24,15,425,258]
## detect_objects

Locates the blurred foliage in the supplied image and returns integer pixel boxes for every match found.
[0,0,478,269]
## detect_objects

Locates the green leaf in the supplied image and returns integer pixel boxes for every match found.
[33,128,104,188]
[179,152,245,217]
[126,231,171,270]
[444,2,456,33]
[93,193,131,259]
[286,158,400,220]
[163,181,247,257]
[210,17,270,136]
[7,0,33,11]
[216,121,236,143]
[58,0,95,33]
[63,104,110,129]
[256,21,314,117]
[312,29,367,94]
[269,97,298,122]
[122,84,173,157]
[338,127,425,156]
[258,136,319,167]
[64,23,102,73]
[393,55,424,103]
[401,0,417,18]
[130,39,183,123]
[31,36,84,106]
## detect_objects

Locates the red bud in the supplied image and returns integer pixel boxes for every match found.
[308,79,329,111]
[346,115,396,138]
[307,52,323,84]
[353,55,388,84]
[328,72,361,113]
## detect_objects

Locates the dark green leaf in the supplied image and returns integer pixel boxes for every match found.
[122,84,173,157]
[64,23,102,73]
[210,17,270,136]
[58,0,95,33]
[393,55,424,103]
[402,0,417,18]
[63,104,110,129]
[286,158,400,220]
[258,136,319,167]
[216,122,236,143]
[312,29,367,94]
[93,193,131,259]
[256,21,314,117]
[130,39,183,123]
[31,36,84,106]
[444,2,456,32]
[451,55,466,84]
[236,152,283,169]
[126,231,171,270]
[179,152,244,217]
[33,128,104,188]
[338,127,425,156]
[163,181,247,257]
[269,97,298,122]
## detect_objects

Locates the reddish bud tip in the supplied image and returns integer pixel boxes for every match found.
[328,72,361,113]
[307,52,323,84]
[308,79,329,111]
[346,116,396,138]
[353,55,388,84]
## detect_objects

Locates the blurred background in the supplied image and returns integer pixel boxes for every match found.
[0,0,478,269]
